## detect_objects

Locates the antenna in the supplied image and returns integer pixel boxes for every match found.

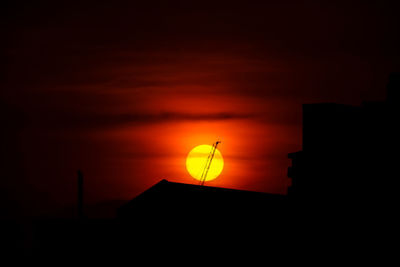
[199,140,221,186]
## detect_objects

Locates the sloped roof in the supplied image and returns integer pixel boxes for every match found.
[118,179,287,220]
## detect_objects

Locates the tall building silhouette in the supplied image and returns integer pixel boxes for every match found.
[288,73,399,213]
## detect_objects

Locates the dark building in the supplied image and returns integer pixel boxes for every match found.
[118,179,287,220]
[32,180,290,260]
[288,74,400,214]
[117,179,289,242]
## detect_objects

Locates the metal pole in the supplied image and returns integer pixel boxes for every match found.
[77,170,84,219]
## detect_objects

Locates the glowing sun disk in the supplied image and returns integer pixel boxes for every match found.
[186,145,224,182]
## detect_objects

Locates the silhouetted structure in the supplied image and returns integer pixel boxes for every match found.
[33,180,290,260]
[77,170,84,219]
[117,179,290,258]
[288,73,400,215]
[200,140,221,185]
[118,179,287,223]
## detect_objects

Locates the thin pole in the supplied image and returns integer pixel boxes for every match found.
[77,170,84,219]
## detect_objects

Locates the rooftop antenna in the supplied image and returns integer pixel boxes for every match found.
[199,140,221,186]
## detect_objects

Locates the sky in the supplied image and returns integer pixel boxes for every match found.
[1,0,399,218]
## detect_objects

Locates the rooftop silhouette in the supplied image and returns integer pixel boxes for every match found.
[118,179,287,220]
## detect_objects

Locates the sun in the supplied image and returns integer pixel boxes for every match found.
[186,144,224,182]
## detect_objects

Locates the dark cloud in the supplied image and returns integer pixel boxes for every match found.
[33,111,258,130]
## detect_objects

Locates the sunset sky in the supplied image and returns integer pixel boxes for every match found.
[2,0,399,217]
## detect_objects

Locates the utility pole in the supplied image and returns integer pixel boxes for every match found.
[77,170,84,220]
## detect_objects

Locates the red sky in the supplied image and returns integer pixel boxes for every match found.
[1,0,399,217]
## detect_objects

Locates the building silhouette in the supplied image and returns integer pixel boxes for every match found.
[116,179,290,255]
[118,179,287,220]
[288,73,399,215]
[32,180,291,260]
